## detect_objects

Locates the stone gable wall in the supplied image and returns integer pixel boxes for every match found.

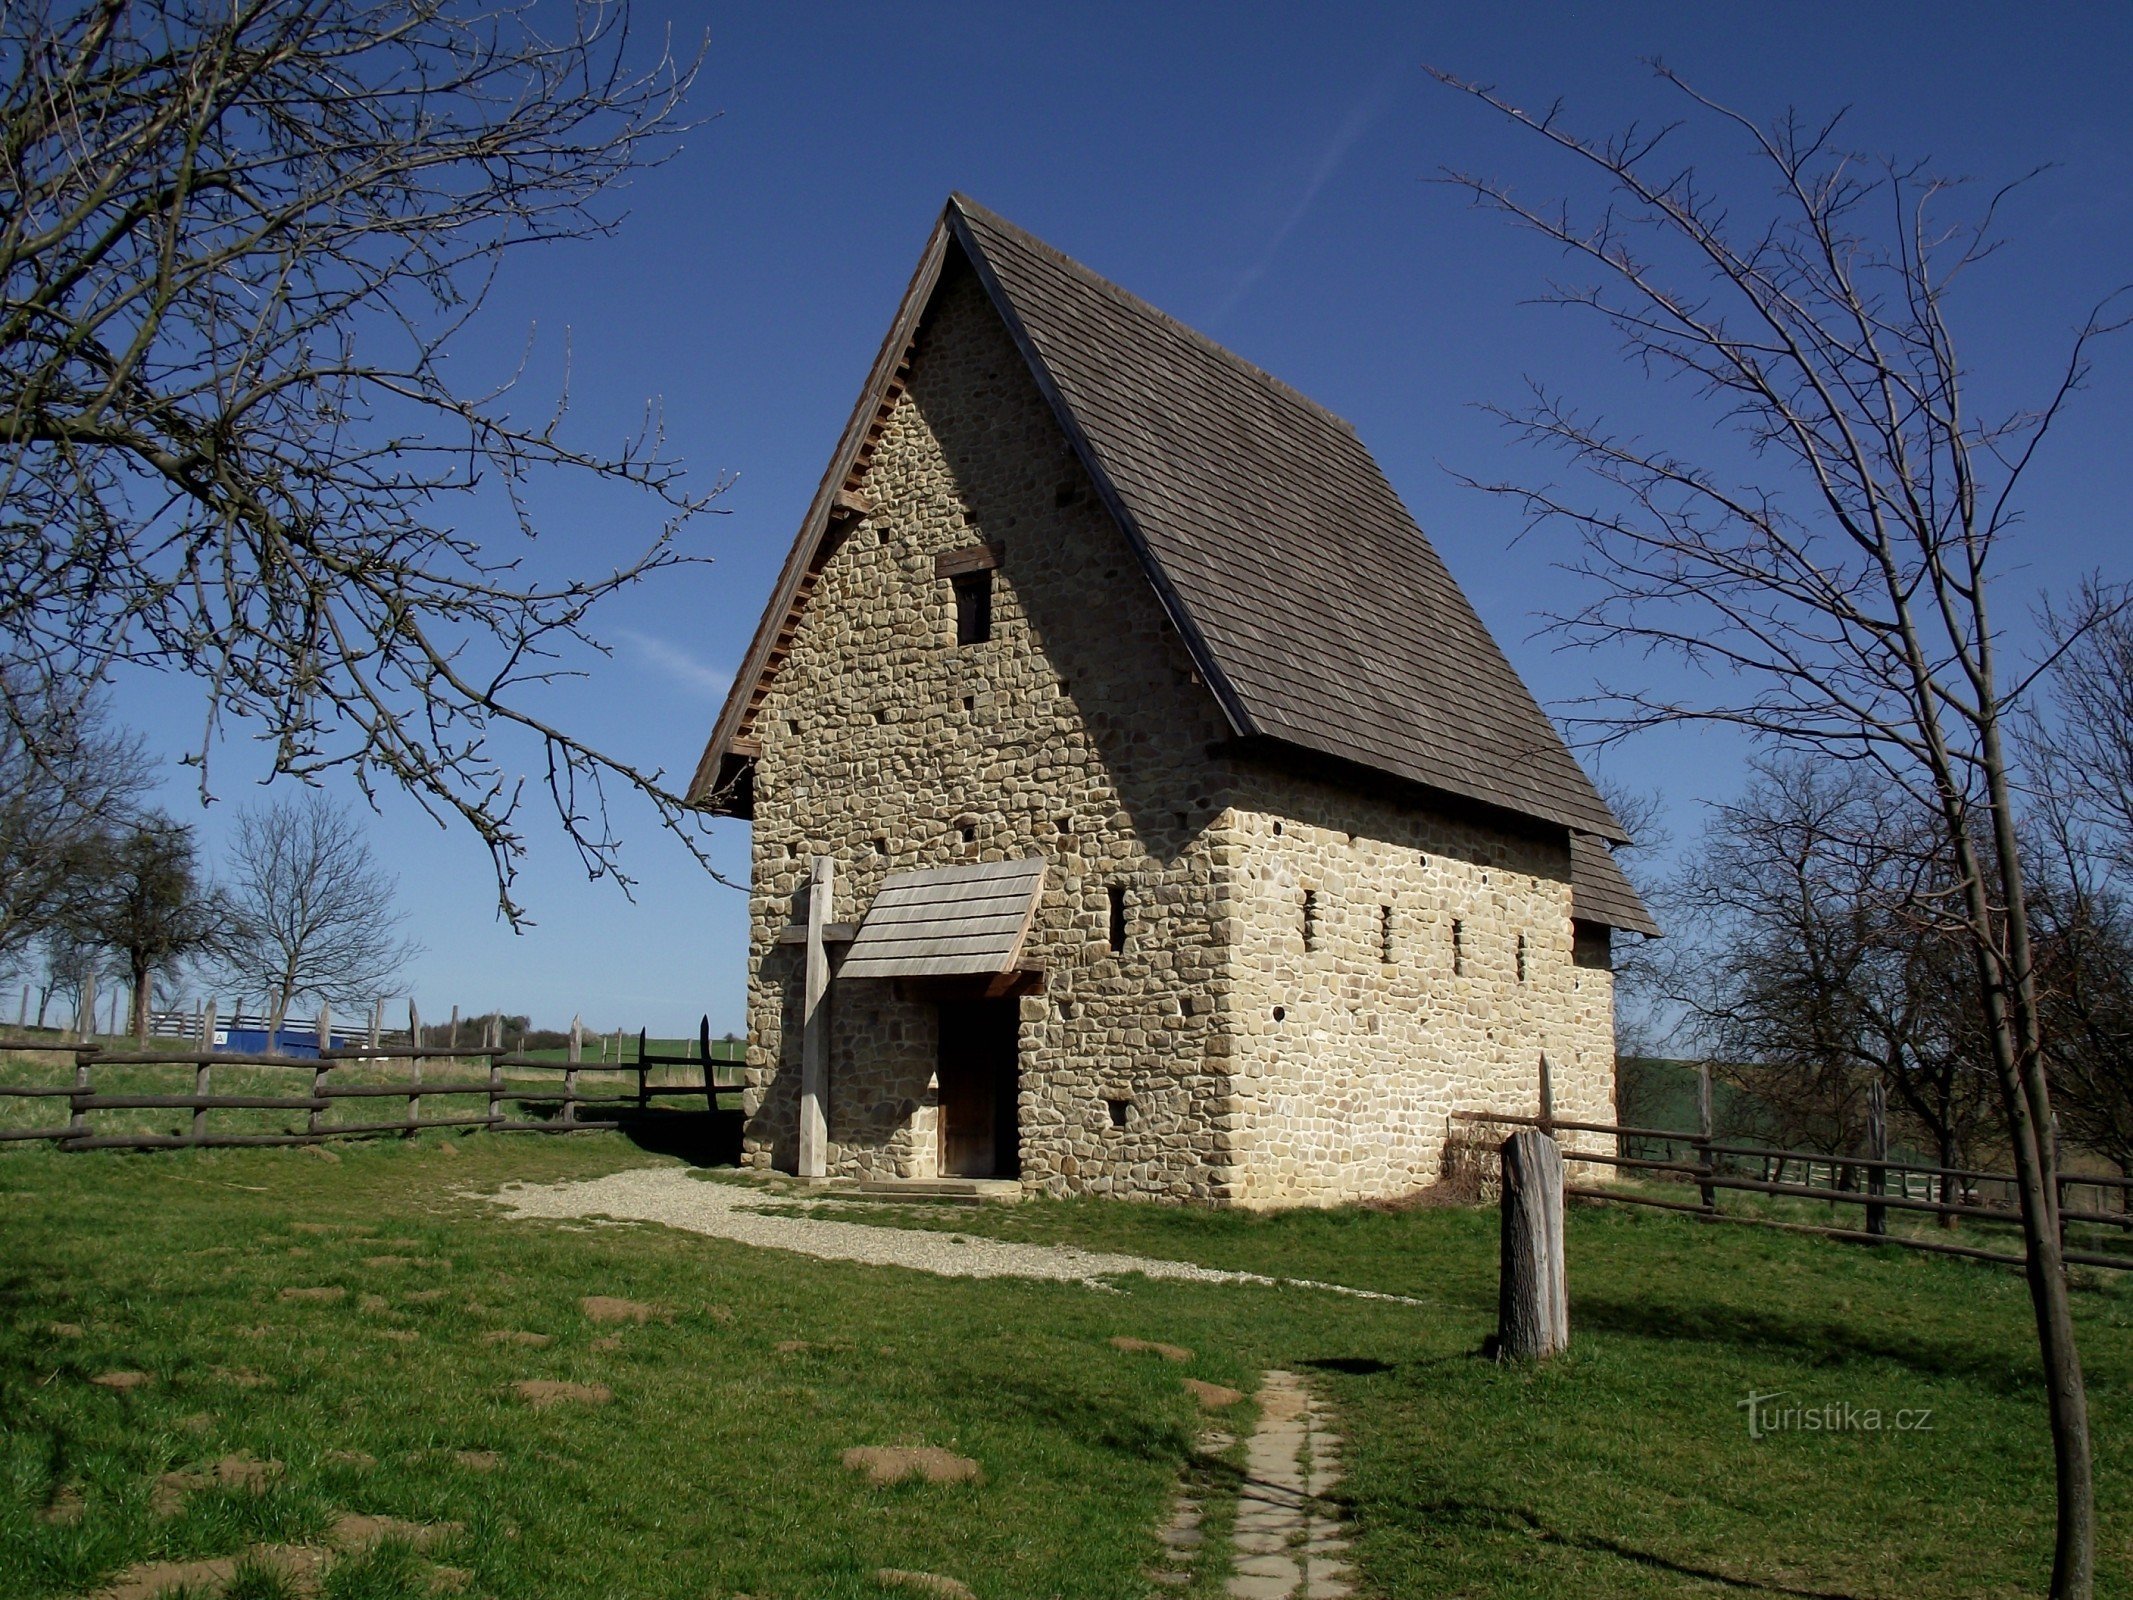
[742,260,1239,1200]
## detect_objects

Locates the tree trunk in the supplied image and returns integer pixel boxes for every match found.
[130,957,152,1043]
[1496,1129,1569,1361]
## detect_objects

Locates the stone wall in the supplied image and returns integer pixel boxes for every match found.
[736,250,1618,1207]
[741,257,1239,1201]
[1218,773,1616,1207]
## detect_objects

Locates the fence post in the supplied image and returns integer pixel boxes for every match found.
[449,1004,460,1050]
[406,998,423,1137]
[66,1045,93,1144]
[369,998,382,1050]
[200,998,217,1052]
[1536,1052,1554,1136]
[701,1014,716,1112]
[1696,1061,1717,1214]
[488,1036,504,1134]
[564,1014,582,1128]
[308,1004,331,1138]
[636,1027,649,1111]
[1866,1080,1889,1237]
[1496,1128,1569,1361]
[74,970,95,1043]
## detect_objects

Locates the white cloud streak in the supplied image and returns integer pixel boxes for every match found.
[618,628,729,699]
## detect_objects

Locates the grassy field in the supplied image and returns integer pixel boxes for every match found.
[2,1133,2128,1599]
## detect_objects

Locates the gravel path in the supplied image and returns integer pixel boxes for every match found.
[483,1167,1419,1302]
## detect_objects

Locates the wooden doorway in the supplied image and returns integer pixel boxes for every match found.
[936,998,1019,1179]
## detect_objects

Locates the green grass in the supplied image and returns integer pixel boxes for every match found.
[2,1135,2129,1598]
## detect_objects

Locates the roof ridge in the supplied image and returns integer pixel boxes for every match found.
[947,192,1364,442]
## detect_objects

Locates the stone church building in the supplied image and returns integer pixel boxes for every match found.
[688,195,1656,1207]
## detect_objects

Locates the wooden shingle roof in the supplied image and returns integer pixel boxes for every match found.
[692,196,1643,879]
[1569,833,1660,938]
[838,858,1047,980]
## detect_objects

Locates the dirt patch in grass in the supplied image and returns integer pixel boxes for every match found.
[381,1328,420,1343]
[842,1446,982,1486]
[403,1288,448,1304]
[212,1366,273,1388]
[38,1485,84,1524]
[774,1339,812,1355]
[876,1568,977,1598]
[92,1546,328,1600]
[49,1320,84,1338]
[481,1330,552,1347]
[589,1334,624,1351]
[289,1221,371,1235]
[1183,1379,1243,1411]
[278,1286,345,1303]
[214,1452,283,1491]
[359,1293,391,1313]
[1109,1336,1193,1362]
[324,1449,377,1469]
[511,1379,612,1408]
[330,1512,460,1551]
[451,1449,501,1473]
[89,1370,152,1391]
[580,1294,663,1324]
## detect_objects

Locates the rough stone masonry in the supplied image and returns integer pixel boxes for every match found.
[691,199,1652,1208]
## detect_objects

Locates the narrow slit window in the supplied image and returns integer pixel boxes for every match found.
[952,569,993,645]
[1380,904,1395,964]
[1516,932,1529,983]
[1108,884,1128,953]
[1452,918,1465,976]
[1302,890,1319,952]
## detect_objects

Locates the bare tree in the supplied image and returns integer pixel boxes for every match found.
[1668,757,2000,1205]
[0,2,725,925]
[219,790,418,1028]
[60,815,223,1040]
[0,671,153,975]
[1434,65,2127,1595]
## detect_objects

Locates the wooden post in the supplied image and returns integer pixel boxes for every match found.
[799,853,834,1179]
[1695,1061,1717,1214]
[564,1014,582,1128]
[369,997,382,1050]
[1866,1079,1889,1237]
[701,1014,716,1111]
[199,998,217,1052]
[75,970,95,1043]
[636,1027,649,1110]
[488,1041,504,1133]
[1496,1128,1569,1361]
[1536,1053,1555,1135]
[448,1004,460,1050]
[66,1045,93,1142]
[406,998,423,1137]
[308,1003,331,1138]
[17,984,27,1027]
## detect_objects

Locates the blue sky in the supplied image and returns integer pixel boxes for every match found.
[98,2,2133,1035]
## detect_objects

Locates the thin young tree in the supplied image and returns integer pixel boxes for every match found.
[61,816,223,1040]
[0,2,724,925]
[1434,65,2127,1596]
[219,790,419,1030]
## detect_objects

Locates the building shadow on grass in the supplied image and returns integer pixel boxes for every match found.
[613,1109,744,1168]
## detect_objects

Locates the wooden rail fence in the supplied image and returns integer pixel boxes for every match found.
[0,1011,747,1153]
[1453,1077,2133,1275]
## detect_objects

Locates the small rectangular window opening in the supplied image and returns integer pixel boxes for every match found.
[1380,904,1395,964]
[953,569,993,645]
[1452,918,1465,976]
[1302,890,1319,953]
[1107,884,1127,953]
[1516,932,1529,983]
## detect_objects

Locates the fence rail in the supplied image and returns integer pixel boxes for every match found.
[0,1022,747,1153]
[1450,1101,2132,1274]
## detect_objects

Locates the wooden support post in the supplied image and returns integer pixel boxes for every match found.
[448,1004,460,1050]
[488,1046,504,1134]
[1866,1079,1889,1237]
[15,984,25,1028]
[1696,1061,1717,1214]
[369,998,382,1050]
[799,853,834,1179]
[200,999,217,1052]
[406,999,423,1137]
[701,1015,716,1112]
[637,1027,649,1111]
[75,971,95,1043]
[569,1015,583,1063]
[1496,1128,1569,1361]
[1536,1052,1554,1135]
